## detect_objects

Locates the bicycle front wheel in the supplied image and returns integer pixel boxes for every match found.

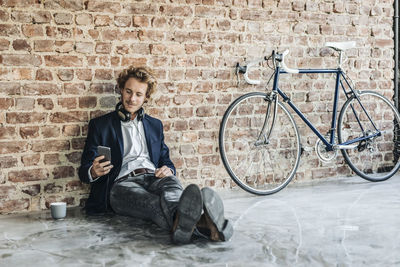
[219,92,301,195]
[338,91,400,181]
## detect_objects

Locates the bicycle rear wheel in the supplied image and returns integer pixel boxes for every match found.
[219,92,301,195]
[338,91,400,181]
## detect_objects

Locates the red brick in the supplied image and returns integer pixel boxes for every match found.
[174,120,188,131]
[64,83,86,94]
[12,39,31,51]
[44,154,60,165]
[6,112,46,124]
[56,97,76,108]
[79,96,97,108]
[0,141,28,154]
[123,3,157,15]
[89,83,115,94]
[37,98,54,110]
[1,54,41,66]
[95,42,112,54]
[0,185,17,199]
[12,68,32,80]
[21,24,43,37]
[23,83,61,95]
[94,15,111,26]
[21,154,40,166]
[32,11,52,24]
[0,126,16,139]
[63,125,80,137]
[0,98,13,110]
[20,126,39,139]
[34,40,54,52]
[101,29,122,41]
[88,29,99,39]
[114,16,131,27]
[72,137,86,149]
[57,96,76,109]
[194,82,213,92]
[185,157,199,167]
[0,38,10,50]
[133,16,149,27]
[95,69,113,80]
[31,140,70,152]
[53,166,75,179]
[160,5,193,16]
[0,9,8,21]
[87,1,121,13]
[57,69,74,81]
[44,0,83,10]
[65,180,86,192]
[44,55,82,67]
[0,156,18,168]
[11,10,31,23]
[41,126,60,138]
[3,0,37,7]
[76,69,92,81]
[21,184,40,196]
[195,6,225,17]
[50,111,88,123]
[9,168,49,182]
[121,57,147,67]
[43,183,61,194]
[75,42,94,54]
[36,69,53,81]
[0,24,20,36]
[0,199,29,213]
[75,13,92,25]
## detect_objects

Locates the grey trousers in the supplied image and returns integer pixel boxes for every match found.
[110,174,183,230]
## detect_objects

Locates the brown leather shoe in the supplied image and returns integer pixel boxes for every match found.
[201,187,234,241]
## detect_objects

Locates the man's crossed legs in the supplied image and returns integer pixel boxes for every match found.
[110,174,233,244]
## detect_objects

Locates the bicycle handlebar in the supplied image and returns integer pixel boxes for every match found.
[281,50,299,74]
[239,50,298,85]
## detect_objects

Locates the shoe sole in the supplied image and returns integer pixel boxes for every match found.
[201,187,234,241]
[172,184,203,244]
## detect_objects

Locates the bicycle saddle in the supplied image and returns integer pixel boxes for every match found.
[325,41,356,51]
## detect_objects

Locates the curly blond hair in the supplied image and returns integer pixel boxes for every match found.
[117,66,157,99]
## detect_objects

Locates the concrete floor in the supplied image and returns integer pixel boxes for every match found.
[1,175,400,267]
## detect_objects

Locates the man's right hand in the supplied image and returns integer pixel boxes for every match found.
[90,155,113,180]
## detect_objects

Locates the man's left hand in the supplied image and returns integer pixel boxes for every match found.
[155,165,173,178]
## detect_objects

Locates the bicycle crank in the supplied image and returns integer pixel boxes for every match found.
[315,138,338,163]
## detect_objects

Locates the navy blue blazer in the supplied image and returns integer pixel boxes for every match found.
[78,111,176,214]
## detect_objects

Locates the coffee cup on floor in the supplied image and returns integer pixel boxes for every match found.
[50,202,66,220]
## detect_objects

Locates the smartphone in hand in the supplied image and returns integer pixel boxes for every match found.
[97,146,111,164]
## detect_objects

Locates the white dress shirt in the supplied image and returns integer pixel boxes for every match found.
[88,116,156,182]
[117,116,156,179]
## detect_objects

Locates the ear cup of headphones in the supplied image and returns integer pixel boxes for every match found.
[116,102,131,122]
[136,107,145,121]
[116,102,145,122]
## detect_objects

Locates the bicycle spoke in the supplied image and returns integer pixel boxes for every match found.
[219,92,301,195]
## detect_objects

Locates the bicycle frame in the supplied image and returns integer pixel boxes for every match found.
[272,66,381,151]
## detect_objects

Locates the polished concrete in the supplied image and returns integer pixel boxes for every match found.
[1,175,400,266]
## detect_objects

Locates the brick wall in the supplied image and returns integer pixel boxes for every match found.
[0,0,394,213]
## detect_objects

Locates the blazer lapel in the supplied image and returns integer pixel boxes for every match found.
[142,117,154,162]
[111,111,124,159]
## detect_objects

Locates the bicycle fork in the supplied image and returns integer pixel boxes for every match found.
[254,91,278,146]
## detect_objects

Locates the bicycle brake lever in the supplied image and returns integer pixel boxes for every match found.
[235,63,247,87]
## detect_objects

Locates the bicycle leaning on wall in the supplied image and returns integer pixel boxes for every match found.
[219,41,400,195]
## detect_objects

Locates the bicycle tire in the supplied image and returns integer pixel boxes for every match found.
[219,92,301,195]
[337,90,400,181]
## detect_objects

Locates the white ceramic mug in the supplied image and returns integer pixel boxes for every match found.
[50,202,66,220]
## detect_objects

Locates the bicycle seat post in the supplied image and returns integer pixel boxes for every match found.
[338,50,343,68]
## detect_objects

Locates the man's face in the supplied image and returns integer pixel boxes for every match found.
[121,78,148,119]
